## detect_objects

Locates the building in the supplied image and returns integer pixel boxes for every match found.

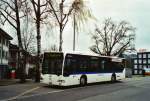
[9,44,19,70]
[9,44,36,78]
[0,28,13,79]
[133,52,150,75]
[121,53,137,77]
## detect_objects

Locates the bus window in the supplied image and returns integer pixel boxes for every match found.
[105,59,112,72]
[100,59,112,73]
[101,60,105,70]
[49,59,62,74]
[42,53,63,75]
[77,55,89,73]
[89,57,100,72]
[64,58,77,76]
[42,59,49,74]
[79,60,88,72]
[112,62,124,72]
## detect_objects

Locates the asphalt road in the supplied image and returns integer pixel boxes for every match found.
[0,76,150,101]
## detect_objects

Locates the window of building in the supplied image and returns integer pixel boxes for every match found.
[148,54,150,58]
[5,52,8,59]
[143,65,147,69]
[0,48,1,58]
[3,39,5,45]
[139,65,142,69]
[134,70,138,74]
[7,41,9,46]
[2,50,4,58]
[138,54,142,58]
[2,50,5,59]
[5,40,9,47]
[143,54,146,58]
[139,59,142,64]
[139,70,142,74]
[148,59,150,64]
[143,59,147,64]
[134,65,137,69]
[5,39,7,46]
[0,36,1,44]
[134,59,137,64]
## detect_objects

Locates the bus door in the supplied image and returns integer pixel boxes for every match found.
[63,54,79,85]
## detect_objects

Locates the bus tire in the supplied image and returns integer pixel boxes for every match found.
[80,76,87,86]
[111,74,116,83]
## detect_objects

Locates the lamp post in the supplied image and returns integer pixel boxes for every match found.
[73,13,76,51]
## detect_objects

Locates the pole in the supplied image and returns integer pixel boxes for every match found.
[73,14,76,51]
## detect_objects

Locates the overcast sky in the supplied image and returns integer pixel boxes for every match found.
[3,0,150,53]
[88,0,150,52]
[56,0,150,53]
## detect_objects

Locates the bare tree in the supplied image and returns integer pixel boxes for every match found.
[47,0,93,51]
[49,44,58,51]
[47,0,72,51]
[0,0,29,82]
[21,20,36,77]
[30,0,49,82]
[22,22,36,54]
[44,44,58,52]
[90,18,136,56]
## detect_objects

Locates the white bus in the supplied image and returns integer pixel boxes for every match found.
[41,52,126,86]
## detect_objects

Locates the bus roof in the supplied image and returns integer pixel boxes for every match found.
[43,51,125,60]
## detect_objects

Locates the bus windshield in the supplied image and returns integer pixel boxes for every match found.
[42,53,63,75]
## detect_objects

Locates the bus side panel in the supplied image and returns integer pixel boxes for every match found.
[41,74,50,85]
[41,74,63,86]
[86,73,110,83]
[116,69,126,80]
[62,75,81,86]
[86,74,97,83]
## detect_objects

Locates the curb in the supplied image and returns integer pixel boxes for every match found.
[0,79,18,86]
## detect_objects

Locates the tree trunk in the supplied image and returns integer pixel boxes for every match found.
[15,0,26,83]
[59,25,63,52]
[35,22,41,82]
[35,0,41,82]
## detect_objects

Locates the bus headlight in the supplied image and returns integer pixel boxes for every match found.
[57,80,65,83]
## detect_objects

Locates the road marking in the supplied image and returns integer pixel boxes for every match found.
[19,90,64,99]
[0,89,64,101]
[0,82,122,101]
[0,86,40,101]
[17,83,119,100]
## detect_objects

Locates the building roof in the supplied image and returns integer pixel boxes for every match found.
[9,43,19,50]
[9,43,32,56]
[138,52,150,54]
[0,28,13,40]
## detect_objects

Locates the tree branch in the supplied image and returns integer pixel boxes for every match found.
[0,7,17,22]
[31,0,37,15]
[113,41,130,56]
[1,0,16,12]
[0,11,17,29]
[47,0,60,23]
[62,15,69,31]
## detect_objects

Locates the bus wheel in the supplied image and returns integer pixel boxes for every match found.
[80,76,87,86]
[111,74,116,83]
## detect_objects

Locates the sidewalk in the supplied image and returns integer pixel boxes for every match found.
[0,79,18,86]
[125,75,148,81]
[0,79,42,86]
